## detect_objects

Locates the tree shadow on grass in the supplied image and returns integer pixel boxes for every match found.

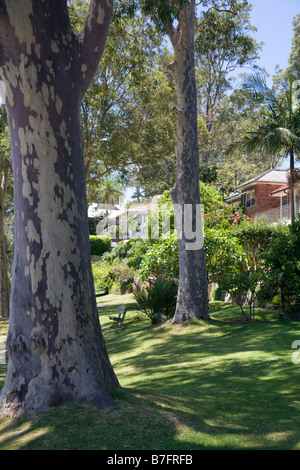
[102,318,300,450]
[0,382,299,450]
[0,306,299,450]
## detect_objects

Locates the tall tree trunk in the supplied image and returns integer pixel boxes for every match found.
[166,2,209,322]
[0,168,10,318]
[0,0,119,417]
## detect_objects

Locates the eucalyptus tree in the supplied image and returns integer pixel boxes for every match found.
[126,0,210,322]
[276,14,300,84]
[288,14,300,78]
[129,0,247,322]
[195,1,260,179]
[0,0,119,417]
[70,1,175,198]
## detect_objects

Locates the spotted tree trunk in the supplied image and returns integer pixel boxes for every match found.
[167,1,209,322]
[0,0,119,417]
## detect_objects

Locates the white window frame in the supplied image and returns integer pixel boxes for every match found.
[281,194,288,218]
[246,190,255,208]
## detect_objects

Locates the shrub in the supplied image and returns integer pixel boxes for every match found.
[110,240,129,259]
[92,262,114,292]
[231,219,287,270]
[110,265,136,294]
[133,278,178,323]
[211,286,224,301]
[204,228,246,284]
[89,235,111,256]
[271,294,281,306]
[92,259,136,294]
[127,239,150,270]
[258,215,300,310]
[223,270,261,321]
[204,202,247,229]
[139,232,179,281]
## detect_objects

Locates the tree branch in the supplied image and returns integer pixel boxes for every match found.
[196,6,235,31]
[86,160,137,185]
[77,0,114,96]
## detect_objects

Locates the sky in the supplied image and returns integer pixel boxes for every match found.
[248,0,299,79]
[245,0,299,170]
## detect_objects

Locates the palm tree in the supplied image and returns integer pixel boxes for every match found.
[98,177,123,207]
[241,73,300,222]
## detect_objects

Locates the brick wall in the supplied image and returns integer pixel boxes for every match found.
[243,183,283,218]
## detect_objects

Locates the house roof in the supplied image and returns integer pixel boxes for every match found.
[270,184,289,197]
[236,169,289,188]
[107,201,154,220]
[127,202,152,212]
[225,168,290,201]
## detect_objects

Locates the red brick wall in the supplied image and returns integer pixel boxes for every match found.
[243,183,283,217]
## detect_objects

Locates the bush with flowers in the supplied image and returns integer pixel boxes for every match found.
[203,202,250,229]
[199,181,250,229]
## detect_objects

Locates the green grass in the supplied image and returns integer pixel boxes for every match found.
[0,294,299,450]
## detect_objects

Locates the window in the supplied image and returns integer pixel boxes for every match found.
[296,195,300,215]
[246,190,255,207]
[281,194,288,218]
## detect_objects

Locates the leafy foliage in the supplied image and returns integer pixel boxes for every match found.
[223,269,261,321]
[231,219,287,270]
[204,228,245,284]
[92,259,135,294]
[70,1,175,198]
[139,232,179,281]
[89,235,111,256]
[92,261,114,292]
[203,203,248,229]
[110,264,136,294]
[126,239,150,269]
[258,215,300,311]
[240,73,300,221]
[133,277,177,323]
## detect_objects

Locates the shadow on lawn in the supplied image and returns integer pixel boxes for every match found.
[0,302,299,450]
[0,379,299,450]
[100,314,300,450]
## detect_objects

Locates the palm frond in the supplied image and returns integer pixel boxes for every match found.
[243,72,278,110]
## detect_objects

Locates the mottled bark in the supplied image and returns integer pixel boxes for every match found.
[167,2,209,322]
[0,168,10,317]
[0,0,118,417]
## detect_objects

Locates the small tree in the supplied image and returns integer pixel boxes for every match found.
[223,270,261,321]
[204,228,245,285]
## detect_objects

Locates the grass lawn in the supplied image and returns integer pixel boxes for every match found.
[0,294,299,450]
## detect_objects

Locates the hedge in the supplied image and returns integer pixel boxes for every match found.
[89,235,111,256]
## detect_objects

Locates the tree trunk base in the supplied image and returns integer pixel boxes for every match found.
[0,370,117,417]
[171,305,210,324]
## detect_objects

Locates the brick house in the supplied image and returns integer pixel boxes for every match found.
[225,168,300,222]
